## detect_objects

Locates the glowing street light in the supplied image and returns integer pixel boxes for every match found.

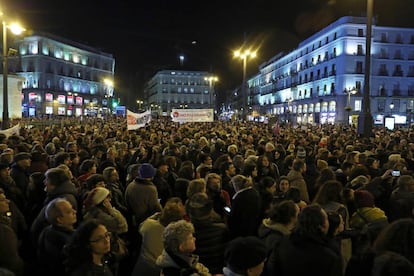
[389,102,394,115]
[136,100,143,110]
[2,18,25,129]
[345,88,357,124]
[103,78,114,112]
[234,48,257,119]
[179,55,184,66]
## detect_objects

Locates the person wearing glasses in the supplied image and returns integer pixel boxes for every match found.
[64,219,114,276]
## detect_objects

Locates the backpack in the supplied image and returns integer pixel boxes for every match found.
[352,211,389,254]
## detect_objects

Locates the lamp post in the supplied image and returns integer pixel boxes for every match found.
[358,0,374,137]
[234,49,256,120]
[286,97,293,123]
[136,100,143,111]
[179,55,184,67]
[389,102,394,116]
[204,75,218,110]
[344,88,357,124]
[103,78,114,114]
[2,20,24,129]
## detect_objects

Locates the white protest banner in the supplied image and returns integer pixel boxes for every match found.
[171,109,214,123]
[0,123,20,138]
[127,109,152,130]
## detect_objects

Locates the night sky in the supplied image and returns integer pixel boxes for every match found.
[5,0,414,106]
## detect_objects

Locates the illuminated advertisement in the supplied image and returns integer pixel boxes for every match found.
[29,92,37,101]
[58,95,66,104]
[45,93,53,102]
[76,96,83,105]
[58,107,66,115]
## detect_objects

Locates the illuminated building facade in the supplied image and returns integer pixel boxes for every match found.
[249,16,414,126]
[7,32,115,117]
[145,70,216,115]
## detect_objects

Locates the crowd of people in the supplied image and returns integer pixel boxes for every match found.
[0,116,414,276]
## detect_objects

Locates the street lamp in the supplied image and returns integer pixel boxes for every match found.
[103,78,114,113]
[179,55,184,67]
[344,88,357,124]
[136,100,143,111]
[204,75,218,110]
[234,48,256,119]
[389,102,394,115]
[286,97,293,123]
[2,20,25,129]
[358,0,374,137]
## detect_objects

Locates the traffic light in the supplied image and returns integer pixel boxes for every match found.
[112,99,118,108]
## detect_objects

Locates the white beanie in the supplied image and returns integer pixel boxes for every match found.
[84,187,110,208]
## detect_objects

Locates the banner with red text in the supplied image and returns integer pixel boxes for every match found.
[171,109,214,123]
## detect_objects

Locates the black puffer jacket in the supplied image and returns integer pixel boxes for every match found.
[192,219,230,274]
[271,232,342,276]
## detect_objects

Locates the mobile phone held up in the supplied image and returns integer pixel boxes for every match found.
[392,170,401,177]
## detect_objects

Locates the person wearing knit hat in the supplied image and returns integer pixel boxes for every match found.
[12,152,31,163]
[350,190,388,230]
[223,236,267,276]
[10,152,32,197]
[354,190,375,208]
[84,186,110,208]
[83,187,128,234]
[125,162,162,227]
[296,146,306,159]
[138,163,156,179]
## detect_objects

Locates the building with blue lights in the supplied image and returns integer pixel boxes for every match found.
[6,32,115,117]
[247,16,414,126]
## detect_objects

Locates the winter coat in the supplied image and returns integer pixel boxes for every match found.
[156,250,211,276]
[258,219,290,257]
[227,187,261,238]
[10,163,30,196]
[388,189,414,222]
[0,218,23,276]
[192,218,230,274]
[258,219,291,276]
[271,232,342,276]
[287,169,309,203]
[125,178,162,226]
[37,224,74,275]
[350,207,388,229]
[69,262,114,276]
[131,213,164,276]
[30,180,78,246]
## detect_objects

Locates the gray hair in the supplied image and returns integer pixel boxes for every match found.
[231,174,249,192]
[163,220,194,253]
[45,197,69,225]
